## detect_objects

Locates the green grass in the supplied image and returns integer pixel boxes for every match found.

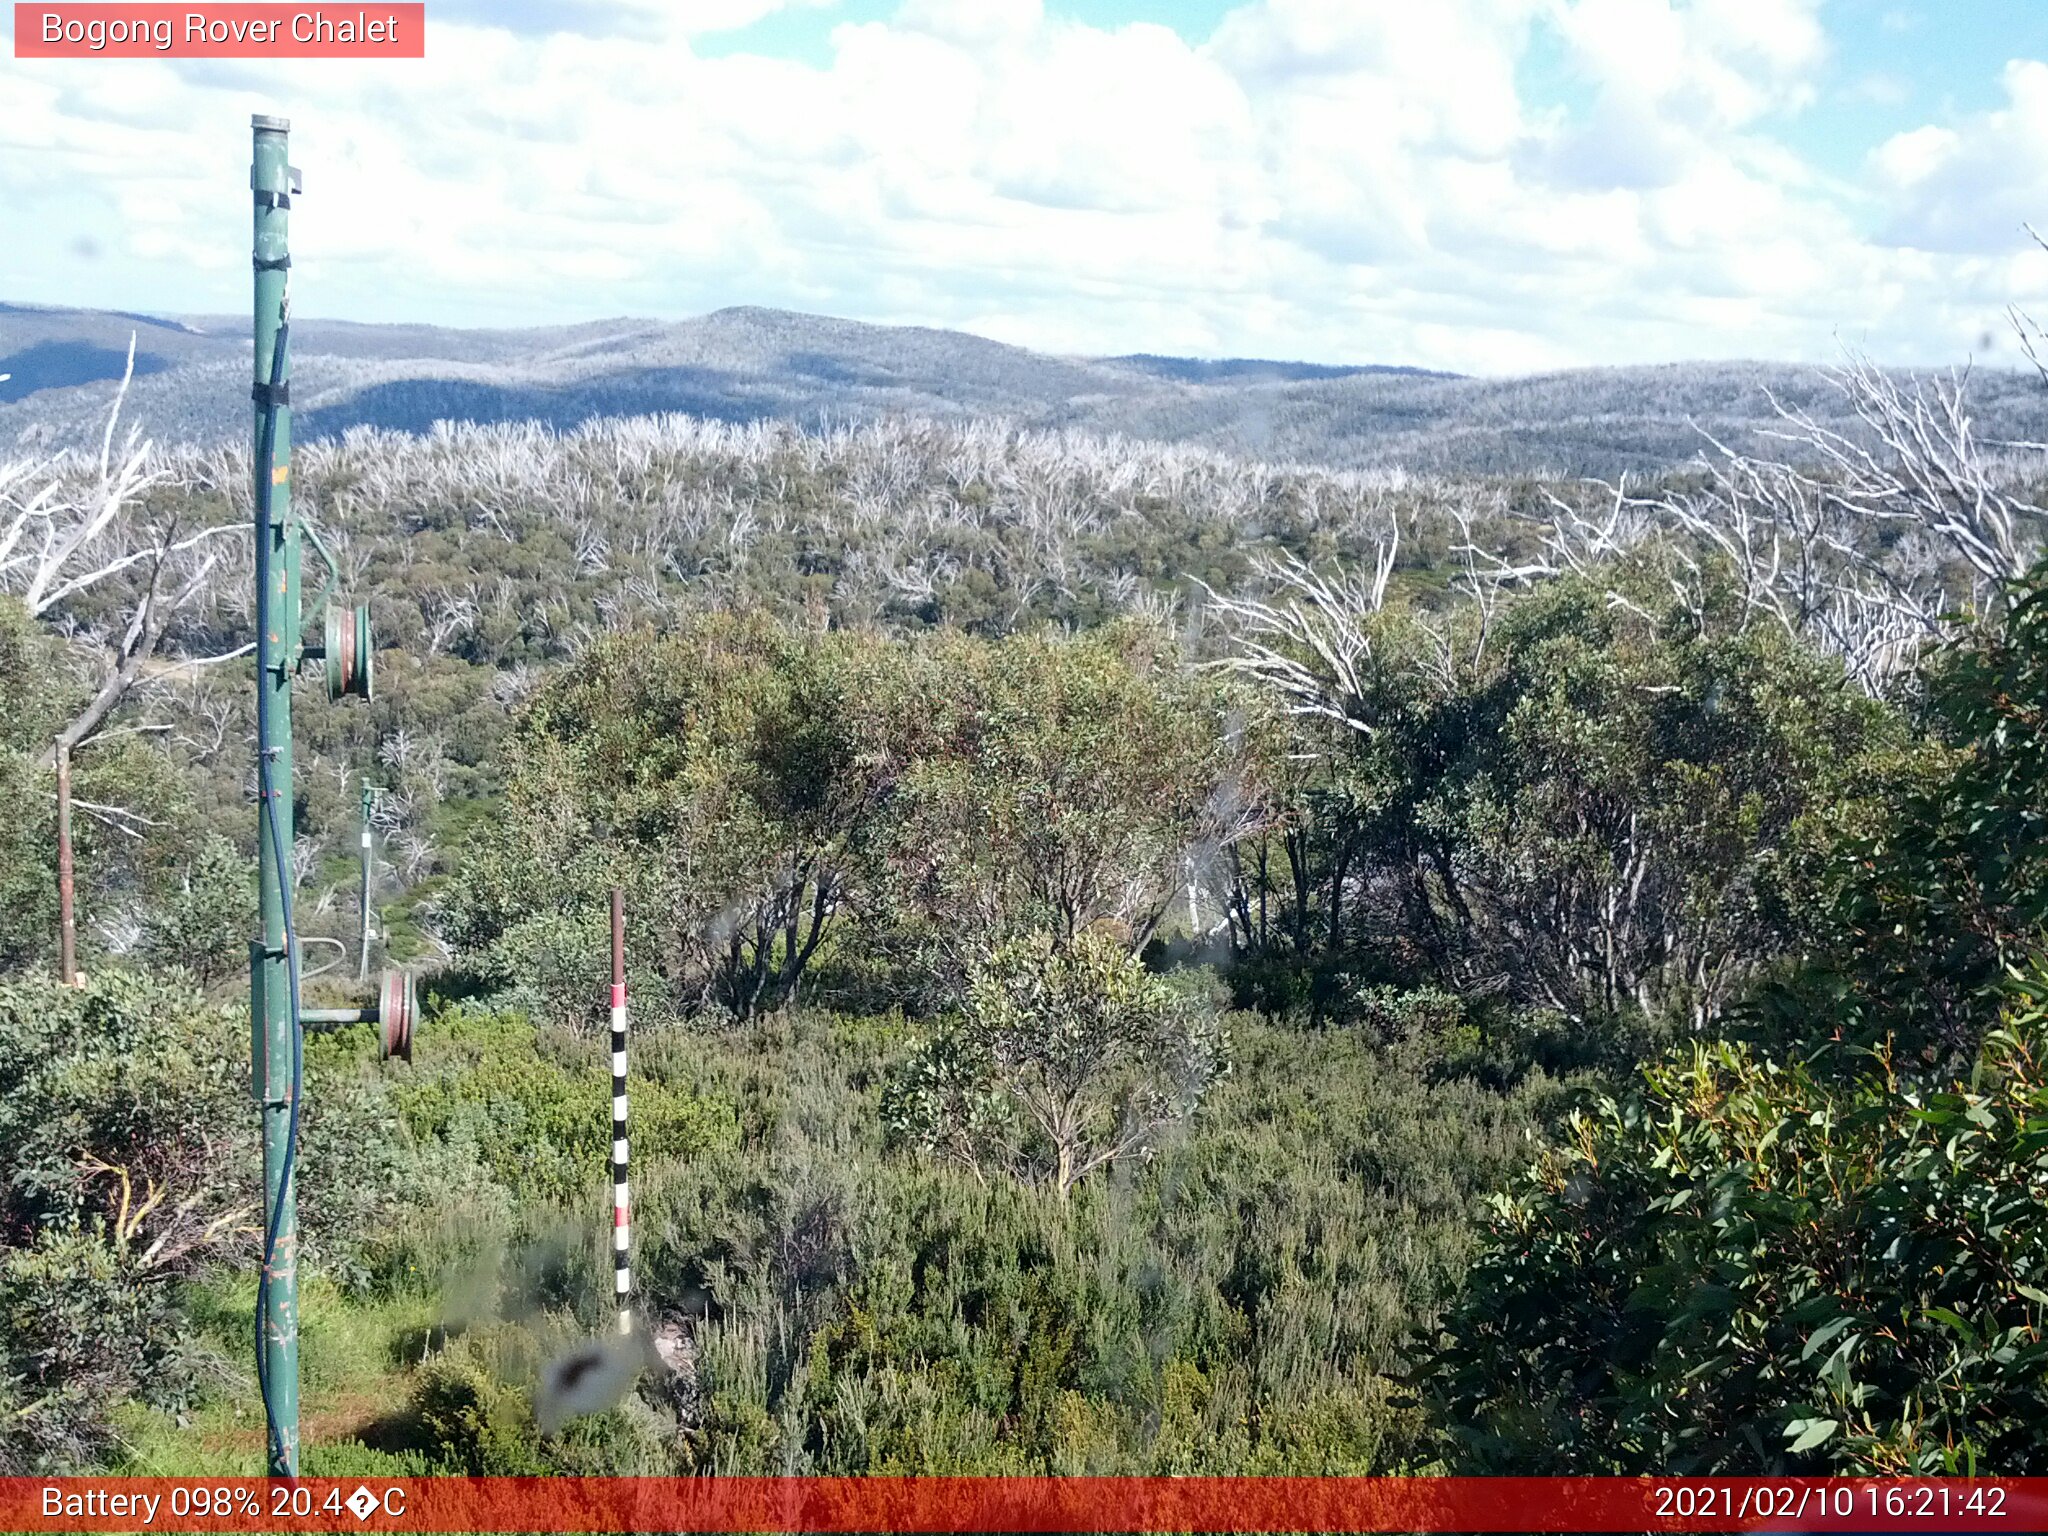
[109,1274,443,1476]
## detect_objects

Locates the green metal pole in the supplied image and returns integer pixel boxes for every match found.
[357,781,375,982]
[251,111,300,1479]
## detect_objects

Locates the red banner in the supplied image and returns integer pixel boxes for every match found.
[4,1477,2047,1532]
[12,4,425,58]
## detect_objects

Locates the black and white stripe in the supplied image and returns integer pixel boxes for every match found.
[610,984,631,1335]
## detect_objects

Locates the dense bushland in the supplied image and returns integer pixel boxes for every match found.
[2,356,2046,1473]
[0,964,1564,1475]
[1430,979,2048,1474]
[444,616,1257,1025]
[1214,552,1911,1043]
[1425,559,2048,1472]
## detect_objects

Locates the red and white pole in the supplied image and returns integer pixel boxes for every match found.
[609,886,631,1336]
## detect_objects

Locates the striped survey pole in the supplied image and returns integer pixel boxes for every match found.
[609,887,632,1336]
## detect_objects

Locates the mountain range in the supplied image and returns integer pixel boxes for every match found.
[4,299,2041,477]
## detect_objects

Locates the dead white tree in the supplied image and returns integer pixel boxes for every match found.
[1404,502,1514,691]
[1198,532,1399,737]
[0,337,246,978]
[421,585,481,655]
[1437,334,2047,697]
[1616,352,2047,692]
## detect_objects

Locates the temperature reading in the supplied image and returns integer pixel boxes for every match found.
[264,1485,353,1517]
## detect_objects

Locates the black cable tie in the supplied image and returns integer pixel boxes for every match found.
[252,255,291,271]
[253,191,292,210]
[251,381,290,407]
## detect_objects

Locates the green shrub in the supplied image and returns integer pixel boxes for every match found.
[0,970,251,1248]
[0,970,493,1468]
[404,1340,550,1475]
[1754,561,2048,1068]
[389,1005,738,1207]
[1426,968,2048,1473]
[632,1008,1560,1475]
[140,835,256,992]
[884,930,1228,1198]
[300,1441,440,1478]
[0,1229,209,1473]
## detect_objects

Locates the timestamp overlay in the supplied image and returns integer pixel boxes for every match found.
[1,1478,2044,1532]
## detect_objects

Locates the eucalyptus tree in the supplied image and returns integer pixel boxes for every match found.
[444,612,906,1023]
[884,927,1229,1199]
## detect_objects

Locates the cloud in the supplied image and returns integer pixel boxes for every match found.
[1848,71,1911,107]
[425,0,836,40]
[0,0,2042,375]
[1536,0,1826,193]
[1874,60,2048,255]
[892,0,1042,47]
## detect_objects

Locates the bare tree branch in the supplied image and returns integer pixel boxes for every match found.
[1199,531,1399,737]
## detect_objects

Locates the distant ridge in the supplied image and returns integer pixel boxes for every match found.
[1101,354,1457,384]
[3,301,2041,477]
[0,299,208,335]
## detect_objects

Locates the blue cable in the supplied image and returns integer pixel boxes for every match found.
[251,312,304,1473]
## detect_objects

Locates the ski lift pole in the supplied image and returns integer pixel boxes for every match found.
[357,781,377,981]
[247,114,375,1478]
[249,111,301,1478]
[610,888,632,1336]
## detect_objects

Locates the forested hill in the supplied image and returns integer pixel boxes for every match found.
[6,298,2042,475]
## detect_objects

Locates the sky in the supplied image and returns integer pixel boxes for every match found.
[6,0,2048,374]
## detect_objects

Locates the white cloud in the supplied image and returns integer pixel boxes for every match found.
[427,0,832,40]
[1540,0,1825,195]
[1848,71,1911,107]
[892,0,1043,48]
[0,0,2042,374]
[1875,124,1960,189]
[1874,60,2048,254]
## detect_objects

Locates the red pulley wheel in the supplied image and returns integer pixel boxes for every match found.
[324,603,374,702]
[378,969,415,1061]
